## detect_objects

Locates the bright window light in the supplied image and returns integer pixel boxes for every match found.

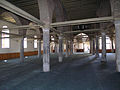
[2,26,10,48]
[34,36,37,48]
[24,38,27,48]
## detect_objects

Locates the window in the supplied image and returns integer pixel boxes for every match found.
[2,26,10,48]
[99,37,111,49]
[34,36,37,48]
[106,37,111,49]
[24,38,27,48]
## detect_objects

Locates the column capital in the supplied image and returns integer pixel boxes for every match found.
[101,31,106,35]
[114,20,120,25]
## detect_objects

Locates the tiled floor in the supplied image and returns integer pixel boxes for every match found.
[0,53,120,90]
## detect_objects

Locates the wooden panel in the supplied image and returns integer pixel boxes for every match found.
[0,50,43,60]
[99,49,115,53]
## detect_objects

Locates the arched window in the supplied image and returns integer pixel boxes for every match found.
[2,26,10,48]
[34,36,37,48]
[99,36,111,49]
[24,38,27,48]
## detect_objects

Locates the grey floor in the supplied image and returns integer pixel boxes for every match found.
[0,53,120,90]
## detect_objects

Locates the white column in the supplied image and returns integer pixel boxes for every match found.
[114,21,120,72]
[96,36,99,58]
[110,0,120,72]
[20,36,24,62]
[59,35,63,62]
[101,32,107,62]
[38,40,41,58]
[42,27,50,72]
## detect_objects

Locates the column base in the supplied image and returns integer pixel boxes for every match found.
[59,57,63,62]
[116,61,120,72]
[43,63,50,72]
[96,55,99,58]
[101,60,107,64]
[65,54,68,57]
[117,65,120,72]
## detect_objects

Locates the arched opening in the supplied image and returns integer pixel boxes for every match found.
[1,12,16,23]
[74,33,90,54]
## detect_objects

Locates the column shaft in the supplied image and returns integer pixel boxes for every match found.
[93,38,95,55]
[20,36,24,62]
[96,36,99,58]
[101,32,107,62]
[54,43,57,53]
[70,40,73,55]
[65,40,69,57]
[90,39,93,54]
[43,28,50,72]
[59,35,63,62]
[38,40,41,58]
[111,38,114,53]
[115,21,120,72]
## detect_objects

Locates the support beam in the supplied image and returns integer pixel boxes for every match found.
[63,29,100,34]
[51,16,113,27]
[0,0,44,25]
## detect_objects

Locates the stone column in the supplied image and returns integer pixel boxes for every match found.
[20,36,24,62]
[59,35,63,62]
[90,38,93,54]
[90,37,95,55]
[96,35,99,58]
[70,40,73,55]
[42,27,50,72]
[38,40,41,58]
[110,0,120,72]
[93,38,95,55]
[65,40,69,57]
[101,32,107,62]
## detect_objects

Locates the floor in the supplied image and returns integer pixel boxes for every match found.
[0,53,120,90]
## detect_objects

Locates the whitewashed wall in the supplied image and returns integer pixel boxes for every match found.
[0,20,38,54]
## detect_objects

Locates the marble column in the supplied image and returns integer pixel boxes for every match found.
[59,35,63,62]
[101,32,107,62]
[42,27,50,72]
[96,35,99,58]
[20,36,24,62]
[38,40,41,58]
